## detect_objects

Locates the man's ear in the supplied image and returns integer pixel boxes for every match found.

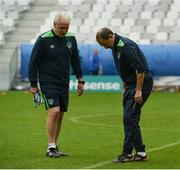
[109,34,113,39]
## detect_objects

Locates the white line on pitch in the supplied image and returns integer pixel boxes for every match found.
[84,140,180,169]
[70,113,180,132]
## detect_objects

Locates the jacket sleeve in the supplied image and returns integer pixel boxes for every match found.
[123,44,148,73]
[28,37,43,87]
[71,36,83,78]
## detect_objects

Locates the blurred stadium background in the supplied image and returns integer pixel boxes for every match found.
[0,0,180,91]
[1,1,180,169]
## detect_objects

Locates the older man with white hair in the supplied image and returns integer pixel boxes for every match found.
[29,12,85,158]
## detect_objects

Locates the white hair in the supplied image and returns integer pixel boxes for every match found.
[54,12,71,24]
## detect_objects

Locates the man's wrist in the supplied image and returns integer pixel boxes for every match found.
[135,88,142,92]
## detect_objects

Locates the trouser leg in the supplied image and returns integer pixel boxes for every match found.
[122,81,153,154]
[134,85,153,152]
[122,88,140,154]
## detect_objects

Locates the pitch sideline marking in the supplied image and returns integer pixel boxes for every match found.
[69,113,180,132]
[84,140,180,169]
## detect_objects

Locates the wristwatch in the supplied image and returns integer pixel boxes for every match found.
[78,80,85,84]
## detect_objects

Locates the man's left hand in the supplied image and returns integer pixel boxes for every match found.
[134,90,143,104]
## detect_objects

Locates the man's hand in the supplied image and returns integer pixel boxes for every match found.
[77,82,84,96]
[30,87,39,95]
[134,73,144,104]
[30,87,43,108]
[134,89,143,104]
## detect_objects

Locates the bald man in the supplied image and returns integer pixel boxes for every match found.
[29,12,85,158]
[96,28,153,163]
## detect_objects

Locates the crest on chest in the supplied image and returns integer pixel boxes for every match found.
[66,41,72,49]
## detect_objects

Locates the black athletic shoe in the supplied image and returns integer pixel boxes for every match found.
[134,153,148,161]
[46,148,59,158]
[112,153,134,163]
[56,146,69,156]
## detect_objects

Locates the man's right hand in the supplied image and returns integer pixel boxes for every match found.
[30,87,39,95]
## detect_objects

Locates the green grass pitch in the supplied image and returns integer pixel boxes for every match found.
[0,91,180,169]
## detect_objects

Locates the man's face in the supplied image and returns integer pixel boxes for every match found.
[54,20,69,37]
[97,36,114,49]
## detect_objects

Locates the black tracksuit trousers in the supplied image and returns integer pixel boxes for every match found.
[122,78,153,154]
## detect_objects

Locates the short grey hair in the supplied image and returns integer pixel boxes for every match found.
[54,12,71,24]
